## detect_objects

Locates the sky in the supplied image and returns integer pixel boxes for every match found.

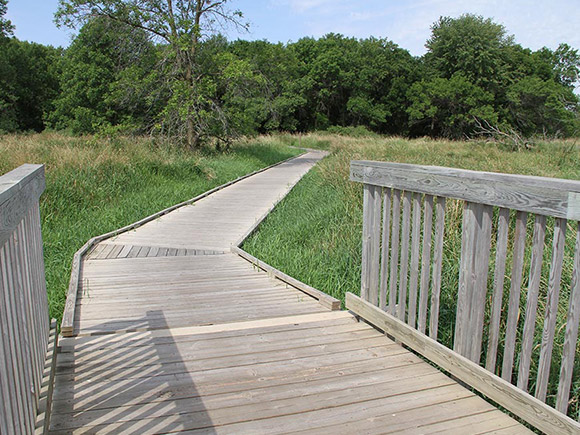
[5,0,580,55]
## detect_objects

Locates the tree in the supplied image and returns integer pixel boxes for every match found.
[425,14,514,90]
[56,0,248,147]
[0,0,13,38]
[407,73,498,138]
[48,17,158,134]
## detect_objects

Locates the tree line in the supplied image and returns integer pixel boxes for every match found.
[1,0,579,146]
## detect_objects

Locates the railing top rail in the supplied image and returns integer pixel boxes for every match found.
[0,164,45,245]
[350,160,580,220]
[0,163,45,205]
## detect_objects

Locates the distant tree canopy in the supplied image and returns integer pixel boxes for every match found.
[1,9,579,143]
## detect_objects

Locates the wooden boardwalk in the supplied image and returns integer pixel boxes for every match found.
[50,151,531,434]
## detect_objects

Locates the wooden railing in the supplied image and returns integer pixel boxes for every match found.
[0,164,56,434]
[348,160,580,434]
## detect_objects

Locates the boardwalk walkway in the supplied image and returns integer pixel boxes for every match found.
[50,151,530,434]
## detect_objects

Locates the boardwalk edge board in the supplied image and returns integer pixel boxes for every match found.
[346,292,580,435]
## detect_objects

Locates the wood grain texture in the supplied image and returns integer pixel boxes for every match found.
[501,211,528,382]
[0,165,45,246]
[468,204,493,363]
[351,160,580,219]
[379,189,391,310]
[556,223,580,414]
[517,214,547,392]
[418,195,433,335]
[429,197,445,340]
[486,207,510,372]
[536,218,567,402]
[407,193,422,327]
[388,189,402,316]
[346,292,580,435]
[397,191,412,320]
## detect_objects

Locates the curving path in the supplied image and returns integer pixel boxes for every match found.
[50,150,530,434]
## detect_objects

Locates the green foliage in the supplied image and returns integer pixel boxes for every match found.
[47,18,158,134]
[0,39,61,132]
[0,0,13,38]
[2,2,579,143]
[407,73,498,138]
[506,76,580,136]
[426,14,514,88]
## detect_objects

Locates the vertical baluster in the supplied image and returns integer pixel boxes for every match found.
[389,190,402,315]
[398,192,412,321]
[468,204,493,363]
[429,197,446,340]
[486,208,510,372]
[360,184,372,302]
[517,214,547,391]
[379,189,392,310]
[556,222,580,414]
[536,218,567,402]
[417,195,433,334]
[368,186,382,306]
[408,194,422,327]
[501,211,528,382]
[454,202,480,357]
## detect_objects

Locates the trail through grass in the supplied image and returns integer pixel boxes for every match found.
[1,132,301,321]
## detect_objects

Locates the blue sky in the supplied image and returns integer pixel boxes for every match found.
[6,0,580,55]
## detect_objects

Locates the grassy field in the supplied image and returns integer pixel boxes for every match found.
[243,133,580,417]
[1,132,301,321]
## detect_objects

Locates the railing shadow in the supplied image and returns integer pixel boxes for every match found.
[52,310,216,434]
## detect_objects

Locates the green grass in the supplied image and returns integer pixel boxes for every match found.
[243,133,580,418]
[0,132,301,321]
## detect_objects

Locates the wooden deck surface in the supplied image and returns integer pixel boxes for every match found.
[50,151,531,434]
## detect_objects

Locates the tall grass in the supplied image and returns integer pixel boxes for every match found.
[1,132,301,321]
[243,133,580,418]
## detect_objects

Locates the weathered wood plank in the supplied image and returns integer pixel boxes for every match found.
[407,193,422,327]
[468,204,493,363]
[556,222,580,414]
[361,184,373,302]
[379,189,391,310]
[417,195,433,334]
[486,207,510,372]
[0,165,45,246]
[351,160,580,219]
[429,196,446,340]
[369,185,382,305]
[232,246,340,310]
[454,202,479,357]
[388,189,402,315]
[398,191,412,321]
[517,214,547,391]
[536,217,567,402]
[346,292,580,435]
[501,211,528,382]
